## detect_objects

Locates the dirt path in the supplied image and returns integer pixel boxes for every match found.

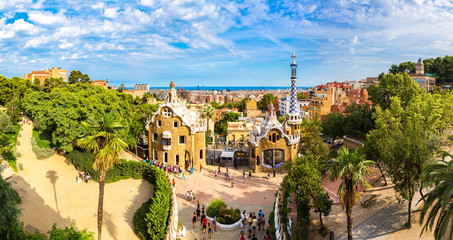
[8,119,153,240]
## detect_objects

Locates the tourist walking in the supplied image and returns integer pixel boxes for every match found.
[196,207,201,220]
[172,179,175,187]
[212,216,217,232]
[214,170,217,179]
[207,223,212,239]
[202,217,208,233]
[261,214,266,231]
[231,179,234,188]
[186,191,190,201]
[200,164,203,172]
[192,212,197,228]
[182,172,186,180]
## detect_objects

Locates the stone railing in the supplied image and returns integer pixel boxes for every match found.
[164,187,179,240]
[273,183,291,240]
[343,136,364,150]
[205,216,242,230]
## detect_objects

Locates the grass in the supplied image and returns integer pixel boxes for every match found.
[3,124,21,172]
[32,129,52,149]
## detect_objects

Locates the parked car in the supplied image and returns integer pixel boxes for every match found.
[323,139,332,144]
[225,147,235,152]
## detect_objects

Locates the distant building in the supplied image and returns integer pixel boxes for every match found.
[123,89,145,98]
[147,81,207,168]
[23,67,67,84]
[278,96,310,119]
[135,84,149,91]
[363,77,379,89]
[308,87,336,120]
[91,79,108,89]
[410,59,436,91]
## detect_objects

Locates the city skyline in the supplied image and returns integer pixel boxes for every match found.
[1,0,453,87]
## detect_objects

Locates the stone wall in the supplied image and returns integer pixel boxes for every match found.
[343,136,364,150]
[164,184,179,240]
[273,182,291,240]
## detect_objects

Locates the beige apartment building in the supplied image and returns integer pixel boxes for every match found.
[23,67,67,84]
[147,81,207,168]
[308,87,336,120]
[91,79,109,89]
[410,59,436,91]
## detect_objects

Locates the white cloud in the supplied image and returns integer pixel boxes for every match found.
[0,0,32,9]
[103,7,120,18]
[139,0,155,7]
[28,10,67,25]
[0,19,39,39]
[91,2,104,9]
[350,35,358,45]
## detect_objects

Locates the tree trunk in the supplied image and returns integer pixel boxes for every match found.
[407,196,412,228]
[98,169,106,240]
[376,163,387,186]
[319,211,324,230]
[419,185,425,203]
[346,204,353,240]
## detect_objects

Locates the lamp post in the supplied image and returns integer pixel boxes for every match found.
[214,133,218,166]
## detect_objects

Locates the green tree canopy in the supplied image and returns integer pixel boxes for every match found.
[69,70,90,84]
[258,93,277,111]
[0,112,14,133]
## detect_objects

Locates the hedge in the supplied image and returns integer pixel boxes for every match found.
[66,149,172,240]
[31,137,55,159]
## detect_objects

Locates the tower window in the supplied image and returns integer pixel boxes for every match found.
[157,120,162,127]
[179,136,186,144]
[153,133,158,142]
[200,149,203,159]
[173,121,179,128]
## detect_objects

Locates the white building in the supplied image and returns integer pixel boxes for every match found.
[135,84,150,91]
[278,96,310,119]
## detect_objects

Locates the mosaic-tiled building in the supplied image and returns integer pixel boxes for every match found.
[247,53,302,172]
[147,81,207,168]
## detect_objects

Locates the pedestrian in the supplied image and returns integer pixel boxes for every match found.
[248,213,253,226]
[258,210,263,218]
[200,210,206,226]
[212,216,217,232]
[244,173,247,183]
[251,234,258,240]
[207,223,212,238]
[218,166,220,173]
[240,231,246,240]
[192,212,197,228]
[190,190,194,201]
[202,217,208,233]
[261,214,266,231]
[182,172,186,180]
[231,179,234,188]
[196,207,201,220]
[197,200,200,209]
[202,205,205,214]
[226,167,229,173]
[257,214,262,231]
[214,170,217,179]
[172,179,175,187]
[200,164,203,172]
[248,223,252,236]
[252,216,258,233]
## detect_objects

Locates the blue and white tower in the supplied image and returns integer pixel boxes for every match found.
[287,52,302,127]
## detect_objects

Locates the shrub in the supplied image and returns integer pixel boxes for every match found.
[32,129,52,149]
[206,198,241,224]
[0,112,14,133]
[66,149,172,240]
[31,137,55,159]
[133,198,153,239]
[48,223,94,240]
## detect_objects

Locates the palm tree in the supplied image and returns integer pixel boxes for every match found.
[374,87,392,110]
[420,150,453,240]
[77,112,127,240]
[201,104,216,140]
[327,147,375,240]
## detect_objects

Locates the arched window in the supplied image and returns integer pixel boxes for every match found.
[272,133,276,143]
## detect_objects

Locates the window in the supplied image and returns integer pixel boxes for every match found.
[153,149,158,160]
[175,155,180,165]
[262,149,285,168]
[173,121,179,128]
[268,135,272,141]
[200,149,203,159]
[272,133,276,143]
[157,120,162,127]
[164,152,168,163]
[179,136,186,145]
[163,138,171,146]
[153,133,158,142]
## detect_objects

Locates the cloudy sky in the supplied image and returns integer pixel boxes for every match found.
[1,0,453,87]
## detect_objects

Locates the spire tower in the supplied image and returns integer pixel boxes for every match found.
[287,52,302,126]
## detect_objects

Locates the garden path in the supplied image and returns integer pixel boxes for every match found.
[8,117,153,240]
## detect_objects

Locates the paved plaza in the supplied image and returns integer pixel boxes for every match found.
[174,165,284,240]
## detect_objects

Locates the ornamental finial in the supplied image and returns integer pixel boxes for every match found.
[291,52,296,65]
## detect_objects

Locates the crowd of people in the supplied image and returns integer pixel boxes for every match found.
[76,171,91,184]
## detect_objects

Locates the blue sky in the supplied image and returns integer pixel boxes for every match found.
[1,0,453,87]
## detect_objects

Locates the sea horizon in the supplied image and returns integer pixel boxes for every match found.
[126,86,312,91]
